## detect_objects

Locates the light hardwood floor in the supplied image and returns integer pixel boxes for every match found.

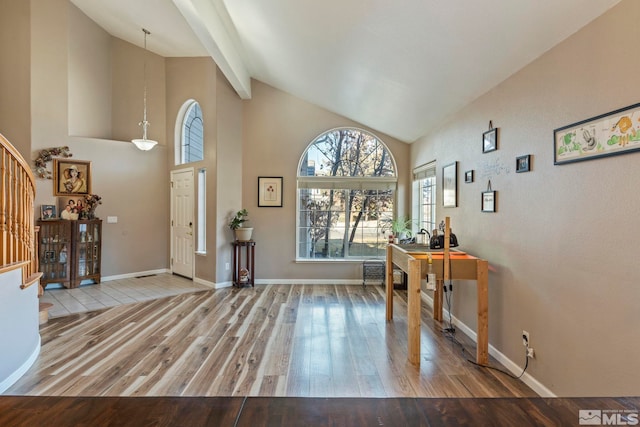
[7,281,536,398]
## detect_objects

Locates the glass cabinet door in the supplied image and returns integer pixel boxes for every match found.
[38,219,102,289]
[71,219,102,287]
[37,220,71,288]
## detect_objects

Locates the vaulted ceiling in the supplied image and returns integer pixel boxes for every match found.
[70,0,621,143]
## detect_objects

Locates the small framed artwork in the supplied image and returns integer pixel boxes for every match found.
[258,176,283,207]
[483,128,498,153]
[41,204,57,220]
[464,170,474,183]
[442,162,458,208]
[482,191,496,212]
[53,159,91,196]
[516,155,531,173]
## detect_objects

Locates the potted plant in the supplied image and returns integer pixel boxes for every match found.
[229,209,253,241]
[386,216,414,243]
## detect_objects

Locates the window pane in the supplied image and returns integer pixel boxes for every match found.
[420,175,436,233]
[181,101,204,164]
[197,168,206,252]
[297,128,396,260]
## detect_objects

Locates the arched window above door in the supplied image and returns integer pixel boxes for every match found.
[177,100,204,165]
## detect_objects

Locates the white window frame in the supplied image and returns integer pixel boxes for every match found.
[412,161,437,236]
[296,128,398,261]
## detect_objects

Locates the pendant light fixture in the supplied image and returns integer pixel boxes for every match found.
[132,28,158,151]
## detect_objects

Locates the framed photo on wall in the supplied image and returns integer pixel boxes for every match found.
[258,176,283,207]
[483,128,498,153]
[482,191,496,212]
[442,162,457,208]
[516,155,531,173]
[53,159,91,196]
[465,170,474,183]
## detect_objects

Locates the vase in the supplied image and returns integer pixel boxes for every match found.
[80,211,96,220]
[234,227,253,241]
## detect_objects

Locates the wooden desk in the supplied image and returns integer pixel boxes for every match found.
[385,242,489,366]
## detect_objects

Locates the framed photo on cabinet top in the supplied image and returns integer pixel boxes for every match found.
[41,204,57,220]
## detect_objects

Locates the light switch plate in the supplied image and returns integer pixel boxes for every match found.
[106,216,118,224]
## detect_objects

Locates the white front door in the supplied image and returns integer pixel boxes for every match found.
[171,168,194,278]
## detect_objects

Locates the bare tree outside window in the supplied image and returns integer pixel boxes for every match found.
[298,128,396,259]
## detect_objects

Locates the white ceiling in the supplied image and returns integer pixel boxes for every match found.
[70,0,621,143]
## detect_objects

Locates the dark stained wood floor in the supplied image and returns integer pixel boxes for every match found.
[6,284,535,398]
[1,395,639,426]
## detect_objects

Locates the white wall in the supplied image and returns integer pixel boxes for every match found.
[411,0,640,396]
[0,268,40,393]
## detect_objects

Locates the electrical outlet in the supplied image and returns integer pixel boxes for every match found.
[527,347,535,358]
[225,262,230,271]
[522,330,530,347]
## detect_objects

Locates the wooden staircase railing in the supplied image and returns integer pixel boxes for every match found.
[0,132,40,289]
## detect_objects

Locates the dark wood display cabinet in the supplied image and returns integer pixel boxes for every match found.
[37,219,102,289]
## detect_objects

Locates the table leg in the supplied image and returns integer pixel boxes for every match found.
[433,279,443,322]
[385,245,393,321]
[476,259,489,365]
[407,258,421,365]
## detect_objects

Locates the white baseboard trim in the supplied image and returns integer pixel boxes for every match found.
[255,279,363,285]
[101,269,170,282]
[420,292,555,398]
[193,277,216,288]
[194,278,232,289]
[0,335,40,394]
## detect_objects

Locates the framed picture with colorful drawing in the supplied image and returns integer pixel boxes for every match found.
[258,176,283,207]
[53,159,91,196]
[554,102,640,165]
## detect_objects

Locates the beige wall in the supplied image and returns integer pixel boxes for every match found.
[166,57,219,283]
[216,69,243,284]
[111,37,166,145]
[28,0,169,277]
[68,3,111,138]
[0,0,31,156]
[411,0,640,396]
[243,80,410,281]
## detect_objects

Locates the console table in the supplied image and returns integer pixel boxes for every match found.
[385,219,489,366]
[232,240,255,287]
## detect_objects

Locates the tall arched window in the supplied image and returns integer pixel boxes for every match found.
[297,128,397,260]
[179,100,204,164]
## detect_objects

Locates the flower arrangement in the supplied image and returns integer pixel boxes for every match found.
[33,146,72,179]
[79,194,102,219]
